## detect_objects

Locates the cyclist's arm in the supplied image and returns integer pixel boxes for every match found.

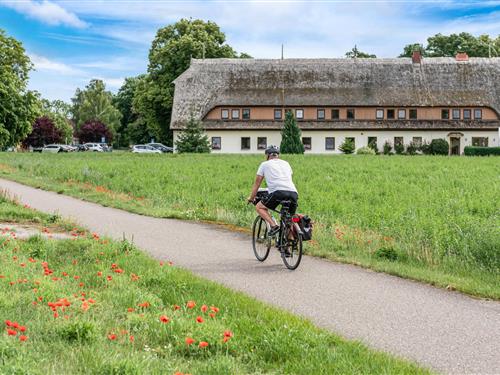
[247,175,264,202]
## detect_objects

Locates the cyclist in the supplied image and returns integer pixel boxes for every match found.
[247,145,298,236]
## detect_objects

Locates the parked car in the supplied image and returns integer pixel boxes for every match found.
[42,144,64,153]
[84,143,104,152]
[76,144,89,152]
[132,145,162,154]
[147,143,173,153]
[98,143,112,152]
[60,145,76,152]
[32,147,43,153]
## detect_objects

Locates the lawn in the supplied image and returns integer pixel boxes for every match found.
[0,152,498,299]
[0,195,428,374]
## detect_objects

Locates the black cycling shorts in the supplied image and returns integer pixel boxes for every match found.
[261,190,298,215]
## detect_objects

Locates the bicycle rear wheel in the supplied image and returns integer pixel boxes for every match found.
[281,232,303,270]
[252,216,271,261]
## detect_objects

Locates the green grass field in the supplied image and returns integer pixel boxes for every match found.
[0,153,498,299]
[0,195,428,374]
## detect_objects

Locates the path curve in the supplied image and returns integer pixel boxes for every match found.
[2,178,499,374]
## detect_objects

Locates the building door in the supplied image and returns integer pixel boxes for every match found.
[450,137,460,155]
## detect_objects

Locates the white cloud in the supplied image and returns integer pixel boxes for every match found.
[0,0,87,28]
[29,53,84,75]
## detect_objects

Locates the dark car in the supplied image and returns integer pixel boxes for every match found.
[76,144,89,152]
[147,143,173,153]
[98,143,112,152]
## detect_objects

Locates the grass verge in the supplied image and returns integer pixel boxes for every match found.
[0,195,429,374]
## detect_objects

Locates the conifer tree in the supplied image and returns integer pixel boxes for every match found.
[280,110,304,154]
[175,114,211,153]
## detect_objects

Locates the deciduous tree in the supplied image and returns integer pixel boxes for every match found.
[113,75,145,146]
[0,29,40,149]
[76,120,113,144]
[345,45,376,58]
[22,116,62,148]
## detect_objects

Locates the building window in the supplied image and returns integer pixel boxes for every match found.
[296,109,304,119]
[441,109,449,119]
[376,109,384,119]
[398,109,406,119]
[463,109,471,119]
[412,137,422,147]
[325,137,335,150]
[409,109,417,119]
[317,109,325,120]
[274,109,282,120]
[394,137,404,146]
[242,108,250,120]
[241,137,250,150]
[302,137,312,150]
[211,137,221,150]
[474,109,482,119]
[331,109,340,120]
[368,137,377,149]
[387,109,395,119]
[231,109,240,119]
[257,137,267,150]
[472,137,488,147]
[221,109,229,120]
[347,109,355,120]
[452,108,460,120]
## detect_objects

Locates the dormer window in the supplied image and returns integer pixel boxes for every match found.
[376,109,384,119]
[274,109,282,120]
[242,108,250,120]
[317,109,325,120]
[231,109,240,119]
[295,109,304,119]
[221,109,229,120]
[474,109,482,119]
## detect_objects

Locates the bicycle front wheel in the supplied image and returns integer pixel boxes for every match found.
[252,216,271,261]
[282,232,303,270]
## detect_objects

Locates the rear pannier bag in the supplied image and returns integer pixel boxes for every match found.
[298,215,313,241]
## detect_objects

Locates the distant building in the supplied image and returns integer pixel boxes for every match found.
[171,52,500,154]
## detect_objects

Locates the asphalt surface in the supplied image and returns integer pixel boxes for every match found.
[1,178,499,374]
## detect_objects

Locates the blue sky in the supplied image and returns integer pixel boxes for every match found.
[1,0,499,102]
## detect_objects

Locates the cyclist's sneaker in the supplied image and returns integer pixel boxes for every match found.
[268,225,280,236]
[282,249,292,257]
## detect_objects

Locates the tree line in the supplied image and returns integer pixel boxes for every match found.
[1,21,499,150]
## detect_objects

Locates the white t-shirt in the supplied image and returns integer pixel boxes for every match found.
[256,159,297,193]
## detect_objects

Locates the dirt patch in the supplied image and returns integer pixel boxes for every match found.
[0,223,73,240]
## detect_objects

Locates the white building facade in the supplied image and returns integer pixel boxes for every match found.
[171,55,500,154]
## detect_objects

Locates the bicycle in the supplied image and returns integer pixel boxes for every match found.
[251,190,303,270]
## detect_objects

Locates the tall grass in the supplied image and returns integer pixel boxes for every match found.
[0,153,498,298]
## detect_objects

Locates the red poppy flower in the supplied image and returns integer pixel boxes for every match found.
[19,326,26,332]
[160,315,170,323]
[7,329,16,336]
[186,301,196,309]
[12,322,19,329]
[5,320,12,327]
[113,269,124,273]
[196,316,204,323]
[108,334,117,340]
[97,271,103,276]
[159,261,164,267]
[201,305,208,313]
[19,335,28,342]
[173,304,181,310]
[185,337,195,345]
[210,306,219,313]
[129,335,134,342]
[107,276,112,281]
[209,313,215,318]
[223,336,230,343]
[137,302,150,308]
[127,308,134,313]
[111,263,117,269]
[198,341,208,348]
[223,330,233,338]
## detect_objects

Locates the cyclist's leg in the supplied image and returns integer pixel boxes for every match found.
[255,201,275,228]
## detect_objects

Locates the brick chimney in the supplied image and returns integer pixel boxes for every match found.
[456,52,469,61]
[412,50,422,64]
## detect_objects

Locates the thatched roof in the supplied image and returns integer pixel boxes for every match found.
[171,58,500,129]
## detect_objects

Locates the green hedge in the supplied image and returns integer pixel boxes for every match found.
[464,146,500,156]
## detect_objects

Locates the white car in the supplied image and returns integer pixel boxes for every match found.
[42,144,63,153]
[132,145,162,154]
[84,143,104,152]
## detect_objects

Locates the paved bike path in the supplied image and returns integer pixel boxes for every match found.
[2,178,499,374]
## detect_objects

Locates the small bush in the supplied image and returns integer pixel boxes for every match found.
[420,141,431,155]
[464,146,500,156]
[339,139,355,154]
[383,141,392,155]
[356,146,376,155]
[406,142,419,155]
[58,321,96,343]
[429,139,449,155]
[368,139,378,153]
[394,143,405,155]
[374,247,398,261]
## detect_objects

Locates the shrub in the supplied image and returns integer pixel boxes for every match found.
[339,139,355,154]
[175,114,211,153]
[464,146,500,156]
[22,116,62,148]
[368,139,378,153]
[394,143,405,155]
[406,142,419,155]
[356,146,376,155]
[76,120,113,144]
[280,111,304,154]
[429,139,449,155]
[420,141,431,155]
[383,141,392,155]
[374,247,398,261]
